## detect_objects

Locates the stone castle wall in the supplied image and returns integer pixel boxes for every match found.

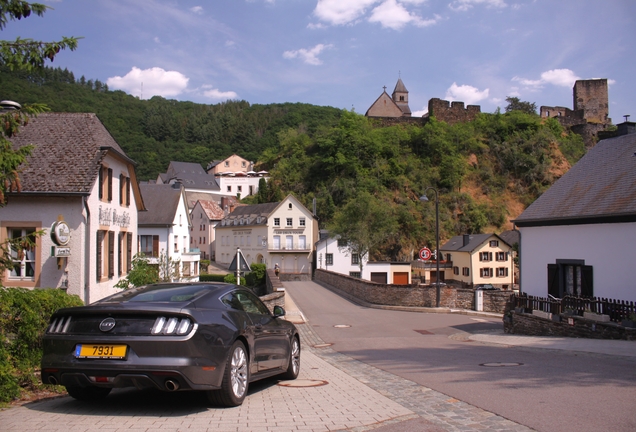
[574,79,609,124]
[427,98,481,125]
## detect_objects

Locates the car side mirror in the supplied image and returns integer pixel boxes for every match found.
[273,305,286,318]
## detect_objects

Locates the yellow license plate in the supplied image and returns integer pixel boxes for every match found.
[75,344,127,359]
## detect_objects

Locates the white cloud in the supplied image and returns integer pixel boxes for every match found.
[107,67,189,99]
[368,0,440,30]
[445,82,489,105]
[203,88,238,100]
[314,0,378,26]
[314,0,437,29]
[190,6,203,14]
[512,69,581,89]
[283,43,333,65]
[412,106,429,117]
[449,0,507,12]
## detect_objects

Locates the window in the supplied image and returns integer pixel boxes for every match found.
[298,235,306,250]
[97,230,115,281]
[241,161,246,168]
[7,227,37,281]
[274,218,280,227]
[299,217,306,227]
[453,266,459,275]
[337,239,347,247]
[227,186,232,192]
[224,161,229,167]
[462,267,470,276]
[351,253,360,265]
[548,260,593,298]
[238,186,242,193]
[325,253,333,265]
[285,235,293,249]
[286,218,293,227]
[247,236,251,246]
[119,174,131,206]
[139,235,159,258]
[490,240,499,247]
[496,252,507,261]
[480,268,493,278]
[496,267,508,277]
[174,235,178,253]
[349,272,361,278]
[273,235,281,249]
[98,165,113,202]
[479,252,492,261]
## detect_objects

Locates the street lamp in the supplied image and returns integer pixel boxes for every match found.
[420,188,440,308]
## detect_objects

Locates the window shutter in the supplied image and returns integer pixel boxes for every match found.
[547,264,559,298]
[96,231,103,280]
[126,177,131,206]
[118,232,123,276]
[98,168,103,199]
[107,168,113,202]
[119,174,124,205]
[489,252,493,261]
[581,265,594,297]
[108,231,115,278]
[127,233,132,273]
[153,235,159,258]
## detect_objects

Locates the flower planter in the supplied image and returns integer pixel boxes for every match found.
[583,311,610,322]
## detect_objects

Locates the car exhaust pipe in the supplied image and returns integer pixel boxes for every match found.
[48,376,58,385]
[165,380,179,391]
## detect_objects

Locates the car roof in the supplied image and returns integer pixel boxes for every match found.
[97,282,236,305]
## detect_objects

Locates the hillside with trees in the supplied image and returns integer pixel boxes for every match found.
[0,66,587,261]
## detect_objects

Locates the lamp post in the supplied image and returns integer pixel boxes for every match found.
[420,188,440,308]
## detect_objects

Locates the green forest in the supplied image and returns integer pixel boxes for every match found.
[1,66,587,261]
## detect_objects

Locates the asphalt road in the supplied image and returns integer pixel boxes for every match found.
[284,281,636,432]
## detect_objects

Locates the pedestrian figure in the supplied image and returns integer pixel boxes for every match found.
[275,263,280,277]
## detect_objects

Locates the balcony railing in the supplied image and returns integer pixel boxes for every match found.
[269,244,310,252]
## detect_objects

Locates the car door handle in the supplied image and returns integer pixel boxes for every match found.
[255,324,263,330]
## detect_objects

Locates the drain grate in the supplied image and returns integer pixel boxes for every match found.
[480,362,524,367]
[278,379,329,388]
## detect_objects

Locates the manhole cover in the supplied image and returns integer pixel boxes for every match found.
[480,362,524,367]
[334,324,351,328]
[278,379,329,388]
[313,343,333,348]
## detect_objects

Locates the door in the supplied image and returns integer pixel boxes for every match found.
[371,272,388,284]
[393,272,409,285]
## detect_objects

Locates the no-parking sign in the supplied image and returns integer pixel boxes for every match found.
[419,247,432,261]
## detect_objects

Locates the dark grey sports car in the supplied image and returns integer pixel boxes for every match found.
[41,283,300,407]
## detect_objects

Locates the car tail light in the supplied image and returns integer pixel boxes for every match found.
[48,316,72,334]
[151,317,192,335]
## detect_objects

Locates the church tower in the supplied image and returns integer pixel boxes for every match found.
[392,78,411,116]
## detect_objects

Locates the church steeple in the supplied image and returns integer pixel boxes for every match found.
[392,77,411,116]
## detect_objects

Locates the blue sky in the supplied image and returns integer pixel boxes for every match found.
[3,0,635,120]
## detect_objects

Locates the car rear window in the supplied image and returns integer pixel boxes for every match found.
[104,284,213,303]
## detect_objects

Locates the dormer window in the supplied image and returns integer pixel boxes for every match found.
[288,203,292,209]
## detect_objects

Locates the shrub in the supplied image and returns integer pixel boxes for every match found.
[199,274,227,282]
[0,288,83,403]
[223,274,246,285]
[245,263,266,287]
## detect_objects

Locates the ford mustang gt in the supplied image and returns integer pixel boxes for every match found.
[41,282,300,406]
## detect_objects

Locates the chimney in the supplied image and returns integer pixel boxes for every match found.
[616,118,635,137]
[463,234,470,247]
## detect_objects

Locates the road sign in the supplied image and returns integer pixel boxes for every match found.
[228,248,251,272]
[419,247,432,261]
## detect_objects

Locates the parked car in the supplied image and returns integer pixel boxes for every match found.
[41,282,300,407]
[475,283,498,290]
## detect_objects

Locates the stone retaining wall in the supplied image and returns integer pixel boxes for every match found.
[260,291,285,314]
[314,269,509,313]
[504,311,636,341]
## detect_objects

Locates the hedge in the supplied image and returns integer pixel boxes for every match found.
[0,288,83,403]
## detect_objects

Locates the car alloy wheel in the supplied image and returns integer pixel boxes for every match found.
[208,340,249,407]
[230,342,248,399]
[282,337,300,380]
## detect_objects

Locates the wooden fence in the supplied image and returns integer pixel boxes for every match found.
[512,293,636,322]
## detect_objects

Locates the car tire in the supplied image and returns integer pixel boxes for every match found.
[65,386,111,401]
[280,336,300,380]
[207,340,249,407]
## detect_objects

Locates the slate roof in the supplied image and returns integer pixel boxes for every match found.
[160,161,220,191]
[441,233,510,252]
[138,184,182,226]
[514,131,636,227]
[219,202,280,227]
[393,78,408,93]
[8,113,127,194]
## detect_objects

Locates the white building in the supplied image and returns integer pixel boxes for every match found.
[514,122,636,302]
[138,183,199,281]
[1,113,145,303]
[207,154,267,198]
[315,234,411,284]
[215,195,318,274]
